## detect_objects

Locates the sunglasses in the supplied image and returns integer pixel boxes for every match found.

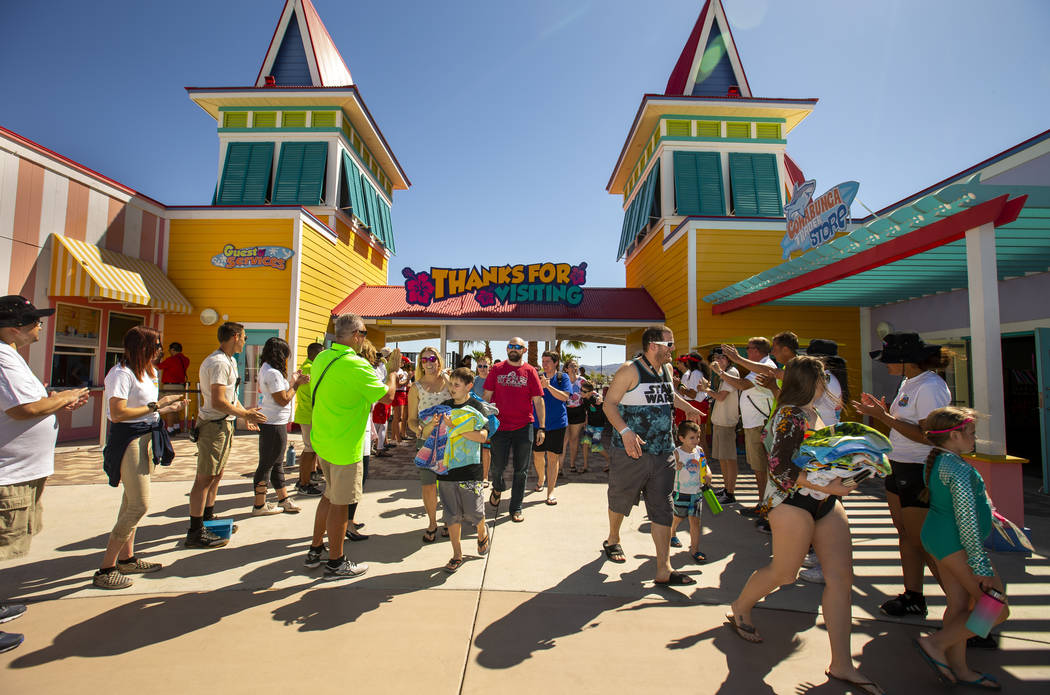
[421,355,439,363]
[352,329,368,336]
[507,344,525,351]
[650,340,674,348]
[477,364,490,369]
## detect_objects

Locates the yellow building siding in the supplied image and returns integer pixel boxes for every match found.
[625,231,689,348]
[296,218,387,363]
[694,227,862,407]
[163,218,294,384]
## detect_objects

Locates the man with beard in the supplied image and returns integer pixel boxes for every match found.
[601,325,703,585]
[483,338,545,523]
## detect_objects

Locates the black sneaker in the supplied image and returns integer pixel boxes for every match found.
[296,483,323,496]
[304,544,329,569]
[323,558,368,580]
[345,529,370,542]
[0,603,27,624]
[184,527,229,549]
[0,631,23,653]
[310,471,325,484]
[716,488,737,504]
[740,506,761,518]
[880,592,927,617]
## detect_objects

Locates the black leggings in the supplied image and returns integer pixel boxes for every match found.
[255,424,287,491]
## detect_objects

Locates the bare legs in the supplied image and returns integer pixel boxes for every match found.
[886,491,941,593]
[718,457,737,494]
[606,509,673,581]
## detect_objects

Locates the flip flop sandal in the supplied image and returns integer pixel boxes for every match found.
[825,672,885,695]
[511,512,525,523]
[602,466,610,473]
[477,534,491,556]
[654,571,696,586]
[578,467,588,474]
[444,557,464,573]
[725,614,763,643]
[670,536,683,548]
[422,527,437,543]
[488,491,501,507]
[691,550,707,563]
[912,638,956,685]
[534,483,544,492]
[441,526,450,538]
[956,674,1001,691]
[569,466,577,473]
[602,541,626,563]
[545,497,558,506]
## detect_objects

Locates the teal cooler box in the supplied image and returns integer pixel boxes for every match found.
[203,519,234,540]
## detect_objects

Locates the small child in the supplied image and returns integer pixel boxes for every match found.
[670,420,711,563]
[579,380,611,473]
[437,368,493,573]
[914,407,1008,689]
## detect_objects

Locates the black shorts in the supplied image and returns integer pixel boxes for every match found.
[566,405,587,425]
[884,460,929,509]
[533,426,566,454]
[781,493,840,521]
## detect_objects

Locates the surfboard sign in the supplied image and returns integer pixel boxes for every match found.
[781,180,859,259]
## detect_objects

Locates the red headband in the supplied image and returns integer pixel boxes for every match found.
[925,417,973,435]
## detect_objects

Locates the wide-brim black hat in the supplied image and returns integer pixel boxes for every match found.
[869,331,940,364]
[806,339,838,357]
[0,295,55,328]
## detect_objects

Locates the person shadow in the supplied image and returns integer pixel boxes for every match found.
[472,555,649,669]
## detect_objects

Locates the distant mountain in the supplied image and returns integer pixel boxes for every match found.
[580,364,617,377]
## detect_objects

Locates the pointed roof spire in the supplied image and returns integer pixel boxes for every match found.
[664,0,752,98]
[256,0,353,88]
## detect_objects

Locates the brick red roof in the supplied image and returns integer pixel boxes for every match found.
[332,286,665,322]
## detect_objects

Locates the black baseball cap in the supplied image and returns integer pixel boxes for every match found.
[0,295,55,328]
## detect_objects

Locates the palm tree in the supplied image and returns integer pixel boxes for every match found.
[554,339,586,356]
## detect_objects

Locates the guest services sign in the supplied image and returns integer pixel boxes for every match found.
[402,262,588,307]
[211,244,295,270]
[780,180,860,259]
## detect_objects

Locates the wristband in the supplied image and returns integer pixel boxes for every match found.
[619,426,632,436]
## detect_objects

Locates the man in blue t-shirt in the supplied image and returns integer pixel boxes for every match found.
[532,350,572,505]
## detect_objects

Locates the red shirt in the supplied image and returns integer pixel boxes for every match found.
[483,361,542,431]
[158,353,190,384]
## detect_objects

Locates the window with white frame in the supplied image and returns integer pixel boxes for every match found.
[50,304,101,388]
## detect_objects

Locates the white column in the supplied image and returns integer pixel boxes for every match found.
[965,222,1006,455]
[687,227,697,350]
[659,149,674,219]
[325,141,340,208]
[440,324,447,366]
[859,307,872,396]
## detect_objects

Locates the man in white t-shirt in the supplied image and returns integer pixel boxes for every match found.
[185,321,266,548]
[713,337,777,515]
[705,349,741,503]
[0,296,89,653]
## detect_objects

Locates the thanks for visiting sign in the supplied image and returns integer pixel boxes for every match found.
[401,262,588,307]
[780,180,860,259]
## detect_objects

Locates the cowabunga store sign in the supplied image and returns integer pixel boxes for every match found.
[402,262,588,307]
[211,244,295,270]
[781,180,860,259]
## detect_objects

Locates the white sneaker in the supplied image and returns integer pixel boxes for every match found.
[278,498,301,514]
[801,552,820,569]
[799,566,825,584]
[323,558,369,579]
[251,501,284,516]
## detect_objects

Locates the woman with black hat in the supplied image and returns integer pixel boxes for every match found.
[853,332,951,618]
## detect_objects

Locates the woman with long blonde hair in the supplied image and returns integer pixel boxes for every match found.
[407,346,451,542]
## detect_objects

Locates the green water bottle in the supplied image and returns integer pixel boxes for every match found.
[701,484,723,515]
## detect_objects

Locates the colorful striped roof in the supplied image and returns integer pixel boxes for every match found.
[664,0,751,98]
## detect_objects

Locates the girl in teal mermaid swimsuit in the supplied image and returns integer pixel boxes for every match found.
[914,407,1008,690]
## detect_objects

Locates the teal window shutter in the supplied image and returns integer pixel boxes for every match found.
[273,142,328,205]
[362,176,379,236]
[217,142,274,205]
[341,150,367,223]
[674,151,724,216]
[729,153,781,217]
[616,166,659,259]
[380,200,395,252]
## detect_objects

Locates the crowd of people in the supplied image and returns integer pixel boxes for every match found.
[0,295,1012,691]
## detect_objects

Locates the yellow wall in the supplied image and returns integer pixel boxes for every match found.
[625,231,689,353]
[296,217,388,363]
[163,218,294,385]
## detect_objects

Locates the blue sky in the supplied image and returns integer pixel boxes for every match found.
[3,0,1048,366]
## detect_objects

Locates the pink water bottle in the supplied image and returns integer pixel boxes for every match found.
[965,587,1005,638]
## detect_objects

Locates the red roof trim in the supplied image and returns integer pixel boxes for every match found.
[0,125,166,208]
[332,286,666,322]
[711,195,1023,315]
[664,1,711,95]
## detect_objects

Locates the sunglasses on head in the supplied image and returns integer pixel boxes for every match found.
[421,355,439,363]
[507,344,525,351]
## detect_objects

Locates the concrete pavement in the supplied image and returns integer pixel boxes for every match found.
[2,433,1049,693]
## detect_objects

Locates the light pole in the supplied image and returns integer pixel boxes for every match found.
[597,345,606,382]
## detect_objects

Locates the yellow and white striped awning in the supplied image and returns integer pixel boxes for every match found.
[49,235,192,314]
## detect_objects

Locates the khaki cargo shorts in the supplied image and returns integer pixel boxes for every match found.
[318,458,363,505]
[196,419,235,476]
[0,477,46,561]
[743,426,769,472]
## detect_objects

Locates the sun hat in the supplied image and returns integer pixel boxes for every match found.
[806,339,839,357]
[869,331,940,364]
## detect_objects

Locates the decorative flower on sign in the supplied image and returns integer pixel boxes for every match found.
[403,267,435,306]
[475,289,496,307]
[569,262,588,286]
